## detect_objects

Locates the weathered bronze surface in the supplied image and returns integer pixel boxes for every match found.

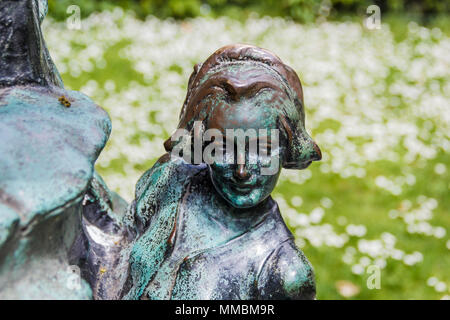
[0,1,321,300]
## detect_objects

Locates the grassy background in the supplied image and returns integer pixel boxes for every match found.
[43,3,450,300]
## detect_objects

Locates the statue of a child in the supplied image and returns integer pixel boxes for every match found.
[107,44,322,300]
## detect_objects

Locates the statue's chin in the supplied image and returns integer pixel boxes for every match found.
[218,189,265,209]
[209,173,267,209]
[227,198,256,209]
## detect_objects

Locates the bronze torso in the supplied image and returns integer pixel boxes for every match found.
[123,156,315,300]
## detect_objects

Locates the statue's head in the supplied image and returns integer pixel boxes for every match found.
[165,44,321,208]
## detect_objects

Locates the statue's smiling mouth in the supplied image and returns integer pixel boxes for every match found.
[229,182,254,193]
[232,185,252,193]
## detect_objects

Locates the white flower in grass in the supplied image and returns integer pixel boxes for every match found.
[346,224,367,237]
[403,251,423,266]
[433,227,446,239]
[291,196,303,207]
[351,264,364,275]
[310,207,325,224]
[320,197,333,208]
[427,277,438,286]
[435,282,447,293]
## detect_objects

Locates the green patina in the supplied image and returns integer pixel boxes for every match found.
[0,86,111,226]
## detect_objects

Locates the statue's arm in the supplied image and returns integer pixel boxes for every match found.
[256,240,316,300]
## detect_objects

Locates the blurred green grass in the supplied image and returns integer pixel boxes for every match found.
[280,152,450,299]
[48,0,449,24]
[47,10,450,300]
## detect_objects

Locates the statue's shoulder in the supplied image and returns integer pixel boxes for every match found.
[135,154,177,200]
[132,155,205,233]
[135,154,204,201]
[257,240,316,300]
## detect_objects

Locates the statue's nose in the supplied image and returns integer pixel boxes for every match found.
[234,164,250,181]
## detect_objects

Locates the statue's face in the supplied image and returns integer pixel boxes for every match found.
[200,64,292,208]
